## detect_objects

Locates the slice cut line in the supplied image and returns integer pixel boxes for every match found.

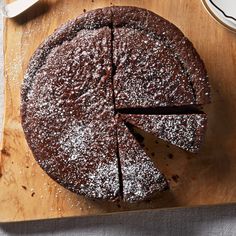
[21,6,210,202]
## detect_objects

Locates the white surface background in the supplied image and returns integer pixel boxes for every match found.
[0,2,236,235]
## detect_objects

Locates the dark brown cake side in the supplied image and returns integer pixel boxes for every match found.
[21,27,120,200]
[121,114,207,153]
[117,121,169,203]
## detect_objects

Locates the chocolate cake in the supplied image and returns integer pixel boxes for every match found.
[21,6,210,202]
[121,114,207,153]
[113,28,196,108]
[117,121,168,202]
[112,7,210,108]
[21,27,120,200]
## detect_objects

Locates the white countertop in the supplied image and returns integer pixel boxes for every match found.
[0,205,236,235]
[0,4,236,235]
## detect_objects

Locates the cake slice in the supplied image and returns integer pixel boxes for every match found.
[113,27,197,109]
[111,6,210,106]
[22,27,120,200]
[117,121,168,202]
[121,114,207,153]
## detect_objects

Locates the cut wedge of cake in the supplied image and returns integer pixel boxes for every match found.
[121,114,207,153]
[117,121,169,202]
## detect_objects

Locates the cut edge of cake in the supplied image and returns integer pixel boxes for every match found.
[120,113,207,153]
[116,119,169,203]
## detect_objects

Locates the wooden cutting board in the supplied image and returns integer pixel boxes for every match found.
[1,0,236,222]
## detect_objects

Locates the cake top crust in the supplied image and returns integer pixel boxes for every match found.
[21,6,210,202]
[121,114,207,153]
[117,121,168,202]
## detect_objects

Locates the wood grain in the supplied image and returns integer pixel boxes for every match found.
[0,0,236,222]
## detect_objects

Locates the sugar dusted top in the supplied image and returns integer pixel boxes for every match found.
[21,6,210,202]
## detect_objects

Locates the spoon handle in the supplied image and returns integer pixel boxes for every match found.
[1,0,39,18]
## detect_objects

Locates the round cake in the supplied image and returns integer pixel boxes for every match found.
[21,6,210,202]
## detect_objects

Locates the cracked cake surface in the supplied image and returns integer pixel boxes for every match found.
[113,27,196,108]
[121,114,207,153]
[117,121,168,202]
[21,6,210,202]
[21,27,120,200]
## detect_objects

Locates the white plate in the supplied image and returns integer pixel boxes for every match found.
[202,0,236,32]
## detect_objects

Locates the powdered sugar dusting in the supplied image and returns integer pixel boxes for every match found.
[21,6,209,202]
[113,28,195,109]
[85,161,120,199]
[117,122,168,202]
[22,26,120,200]
[122,114,207,153]
[56,119,119,199]
[59,121,93,162]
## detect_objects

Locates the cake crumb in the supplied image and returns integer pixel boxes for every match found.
[2,148,10,156]
[21,185,27,190]
[168,153,173,159]
[171,175,179,183]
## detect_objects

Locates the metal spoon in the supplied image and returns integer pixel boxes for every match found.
[1,0,39,18]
